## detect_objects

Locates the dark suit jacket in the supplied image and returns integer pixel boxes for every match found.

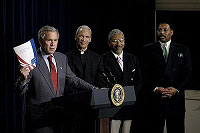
[140,41,192,116]
[66,49,105,88]
[66,49,105,133]
[102,51,142,120]
[16,50,94,133]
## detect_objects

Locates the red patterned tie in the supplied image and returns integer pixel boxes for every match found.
[117,56,123,71]
[49,55,58,92]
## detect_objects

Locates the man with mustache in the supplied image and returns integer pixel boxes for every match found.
[102,29,142,133]
[140,22,192,133]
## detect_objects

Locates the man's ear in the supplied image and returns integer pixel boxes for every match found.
[89,38,91,43]
[39,40,42,46]
[171,29,174,36]
[108,41,111,47]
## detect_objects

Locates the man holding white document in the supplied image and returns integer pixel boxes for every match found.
[15,25,98,133]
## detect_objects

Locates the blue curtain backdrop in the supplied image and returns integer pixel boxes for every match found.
[1,0,155,132]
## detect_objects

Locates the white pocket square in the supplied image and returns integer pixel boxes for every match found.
[178,53,183,58]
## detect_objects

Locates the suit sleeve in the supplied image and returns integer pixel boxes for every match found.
[15,71,32,95]
[133,56,143,95]
[177,47,192,91]
[65,56,96,90]
[94,57,106,88]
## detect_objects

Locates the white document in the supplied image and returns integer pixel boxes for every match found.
[13,38,38,71]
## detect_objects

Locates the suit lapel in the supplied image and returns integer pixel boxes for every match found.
[84,51,91,80]
[150,42,167,76]
[37,52,57,96]
[54,53,63,95]
[155,42,166,64]
[165,42,176,71]
[72,51,83,74]
[108,52,123,75]
[122,53,128,80]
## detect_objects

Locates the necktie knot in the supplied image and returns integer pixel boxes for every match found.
[117,56,122,62]
[49,55,53,62]
[162,43,167,48]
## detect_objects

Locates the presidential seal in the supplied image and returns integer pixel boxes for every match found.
[111,84,125,106]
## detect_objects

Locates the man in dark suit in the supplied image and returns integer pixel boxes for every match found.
[102,29,142,133]
[140,22,192,133]
[66,25,105,133]
[16,25,97,133]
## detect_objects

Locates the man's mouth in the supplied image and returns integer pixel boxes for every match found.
[50,47,55,50]
[80,41,87,45]
[159,35,166,39]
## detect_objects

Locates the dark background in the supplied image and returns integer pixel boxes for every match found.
[1,0,155,132]
[1,0,198,132]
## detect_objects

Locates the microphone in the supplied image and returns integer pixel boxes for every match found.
[108,71,117,84]
[105,66,117,84]
[101,72,113,88]
[102,72,111,84]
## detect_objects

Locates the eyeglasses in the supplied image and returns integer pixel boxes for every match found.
[111,39,125,43]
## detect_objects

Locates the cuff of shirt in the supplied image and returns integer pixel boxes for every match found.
[176,89,180,95]
[92,87,99,90]
[153,87,158,93]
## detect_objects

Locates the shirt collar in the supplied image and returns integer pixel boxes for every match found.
[40,47,54,59]
[77,48,88,55]
[159,40,171,48]
[111,51,123,60]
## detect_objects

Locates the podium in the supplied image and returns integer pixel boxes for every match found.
[91,86,136,118]
[52,85,136,118]
[28,86,136,132]
[51,85,136,133]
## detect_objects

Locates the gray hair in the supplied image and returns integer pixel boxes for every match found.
[108,29,124,42]
[38,25,59,41]
[75,25,92,38]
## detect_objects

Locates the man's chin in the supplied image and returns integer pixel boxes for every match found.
[159,38,166,43]
[48,50,56,54]
[114,50,122,55]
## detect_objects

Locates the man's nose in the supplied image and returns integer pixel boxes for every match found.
[51,41,56,45]
[82,36,87,41]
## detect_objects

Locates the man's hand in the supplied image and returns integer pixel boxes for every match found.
[165,87,177,97]
[157,87,177,98]
[20,66,30,82]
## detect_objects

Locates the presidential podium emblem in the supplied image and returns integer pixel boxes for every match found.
[111,84,125,106]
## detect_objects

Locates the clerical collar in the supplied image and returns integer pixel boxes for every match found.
[77,48,88,54]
